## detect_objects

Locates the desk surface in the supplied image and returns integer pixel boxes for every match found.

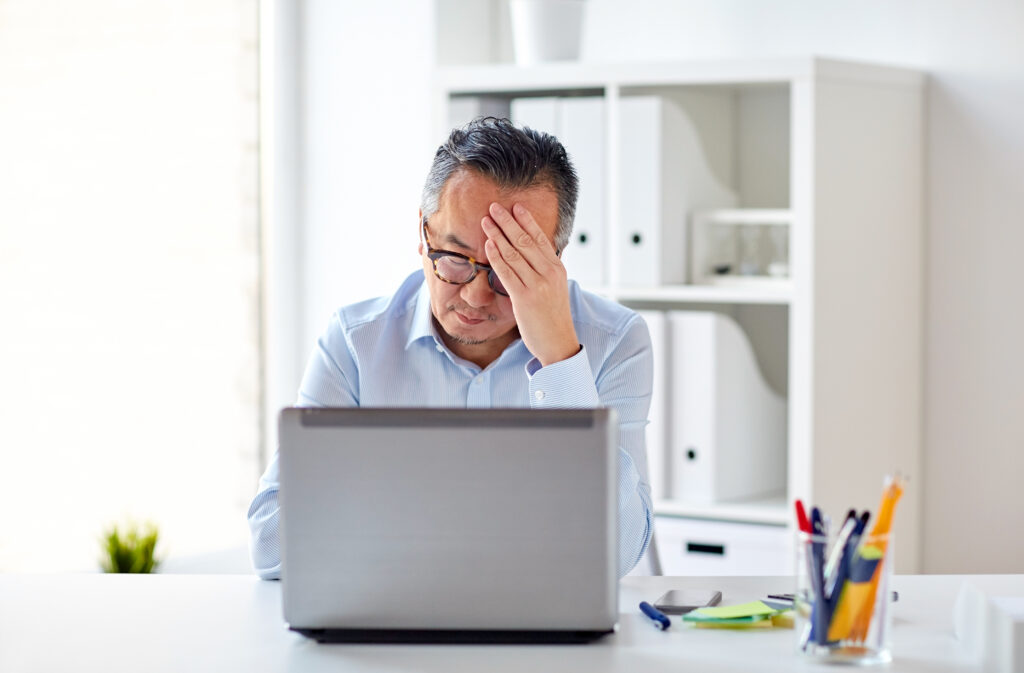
[1,573,1017,672]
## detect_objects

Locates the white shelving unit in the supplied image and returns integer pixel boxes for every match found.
[434,57,924,573]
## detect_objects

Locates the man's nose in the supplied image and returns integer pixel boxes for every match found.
[460,273,494,307]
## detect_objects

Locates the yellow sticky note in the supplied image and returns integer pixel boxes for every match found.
[771,611,795,629]
[690,601,780,620]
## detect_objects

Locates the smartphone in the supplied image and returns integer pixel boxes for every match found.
[653,589,723,615]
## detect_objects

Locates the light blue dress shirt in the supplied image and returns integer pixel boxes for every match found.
[247,271,654,579]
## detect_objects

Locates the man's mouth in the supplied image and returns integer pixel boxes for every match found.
[449,305,493,325]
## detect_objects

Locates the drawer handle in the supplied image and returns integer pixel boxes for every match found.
[686,542,725,556]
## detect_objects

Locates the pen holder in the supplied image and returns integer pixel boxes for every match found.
[795,531,894,665]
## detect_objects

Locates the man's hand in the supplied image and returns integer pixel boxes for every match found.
[482,202,580,367]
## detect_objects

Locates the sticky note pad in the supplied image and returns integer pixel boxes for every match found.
[694,617,775,630]
[684,613,769,624]
[687,601,781,620]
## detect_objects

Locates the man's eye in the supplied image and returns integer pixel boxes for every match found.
[440,256,471,270]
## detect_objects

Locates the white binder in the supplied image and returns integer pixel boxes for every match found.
[509,97,559,135]
[512,96,607,286]
[668,311,786,504]
[617,96,735,286]
[448,96,511,128]
[637,310,669,501]
[558,97,606,286]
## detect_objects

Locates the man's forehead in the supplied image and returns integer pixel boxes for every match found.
[435,171,559,234]
[442,168,555,205]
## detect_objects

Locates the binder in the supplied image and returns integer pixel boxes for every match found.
[512,96,607,286]
[668,311,786,504]
[448,96,511,128]
[558,97,606,286]
[509,97,559,135]
[617,96,735,286]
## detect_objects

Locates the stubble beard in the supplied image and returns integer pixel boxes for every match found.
[444,305,496,346]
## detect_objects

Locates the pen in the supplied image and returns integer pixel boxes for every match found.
[639,601,671,630]
[823,510,858,600]
[794,499,811,533]
[808,507,827,645]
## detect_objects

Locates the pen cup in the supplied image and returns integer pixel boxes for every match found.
[795,530,894,665]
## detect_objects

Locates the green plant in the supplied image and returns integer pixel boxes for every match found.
[99,521,161,573]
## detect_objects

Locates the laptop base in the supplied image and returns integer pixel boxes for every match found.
[292,627,614,644]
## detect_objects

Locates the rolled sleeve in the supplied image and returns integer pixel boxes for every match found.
[525,346,600,408]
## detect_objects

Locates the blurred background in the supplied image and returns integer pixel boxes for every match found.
[1,0,1021,574]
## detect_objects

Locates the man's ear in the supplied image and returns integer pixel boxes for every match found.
[417,209,424,255]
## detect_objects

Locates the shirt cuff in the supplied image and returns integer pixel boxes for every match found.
[526,345,600,408]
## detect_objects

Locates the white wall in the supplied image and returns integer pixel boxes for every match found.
[263,0,437,455]
[287,0,1024,572]
[299,1,436,350]
[0,0,260,571]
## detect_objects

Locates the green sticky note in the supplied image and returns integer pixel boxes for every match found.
[683,613,771,624]
[687,601,780,620]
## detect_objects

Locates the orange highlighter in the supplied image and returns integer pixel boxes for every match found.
[826,475,905,642]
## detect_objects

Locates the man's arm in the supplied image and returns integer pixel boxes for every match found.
[246,312,360,579]
[484,201,654,576]
[524,317,655,577]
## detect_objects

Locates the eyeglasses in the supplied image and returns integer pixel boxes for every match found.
[421,218,509,297]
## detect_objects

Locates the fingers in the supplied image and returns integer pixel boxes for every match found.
[482,217,532,292]
[485,202,558,267]
[483,238,524,293]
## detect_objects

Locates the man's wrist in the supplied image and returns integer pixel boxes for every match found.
[538,342,582,367]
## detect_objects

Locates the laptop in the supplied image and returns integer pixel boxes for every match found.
[278,407,619,644]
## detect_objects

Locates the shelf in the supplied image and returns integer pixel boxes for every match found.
[654,495,790,526]
[436,57,925,95]
[595,283,792,305]
[696,208,792,226]
[438,55,924,570]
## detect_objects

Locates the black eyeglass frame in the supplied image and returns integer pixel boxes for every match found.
[421,218,510,297]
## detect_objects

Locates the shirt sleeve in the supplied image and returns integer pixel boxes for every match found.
[246,311,360,580]
[525,316,655,577]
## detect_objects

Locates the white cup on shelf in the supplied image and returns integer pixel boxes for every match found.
[509,0,587,65]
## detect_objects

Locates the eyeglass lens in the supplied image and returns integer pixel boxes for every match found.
[434,255,508,296]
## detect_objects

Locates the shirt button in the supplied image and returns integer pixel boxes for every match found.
[534,390,545,400]
[474,377,483,385]
[435,344,445,352]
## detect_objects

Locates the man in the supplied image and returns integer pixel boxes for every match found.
[248,117,653,579]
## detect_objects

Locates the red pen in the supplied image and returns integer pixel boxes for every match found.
[795,499,812,533]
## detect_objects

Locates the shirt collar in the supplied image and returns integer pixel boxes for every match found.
[405,279,439,350]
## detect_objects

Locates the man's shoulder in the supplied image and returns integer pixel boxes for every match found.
[569,280,643,337]
[334,272,422,334]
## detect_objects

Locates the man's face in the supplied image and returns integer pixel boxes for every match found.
[420,169,560,364]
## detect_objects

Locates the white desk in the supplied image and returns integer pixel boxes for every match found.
[1,573,1016,672]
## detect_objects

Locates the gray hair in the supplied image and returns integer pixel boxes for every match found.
[420,116,578,252]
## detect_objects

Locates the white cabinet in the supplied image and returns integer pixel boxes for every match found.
[437,57,924,572]
[655,517,791,576]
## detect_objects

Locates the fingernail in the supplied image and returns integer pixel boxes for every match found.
[513,203,524,214]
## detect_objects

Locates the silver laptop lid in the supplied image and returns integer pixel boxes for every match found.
[279,407,618,632]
